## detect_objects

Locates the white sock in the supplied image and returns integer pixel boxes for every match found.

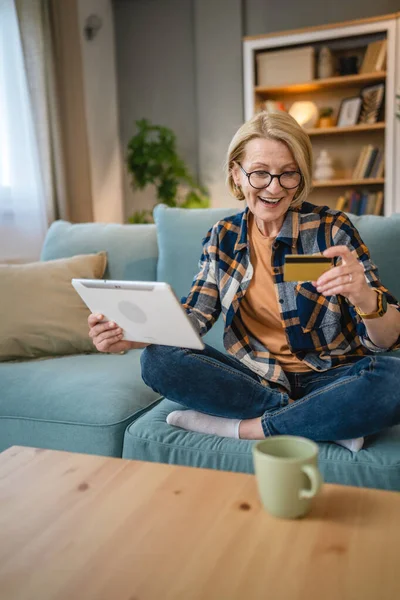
[335,437,364,452]
[166,410,241,439]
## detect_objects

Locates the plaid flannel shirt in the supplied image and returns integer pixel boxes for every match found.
[182,202,400,393]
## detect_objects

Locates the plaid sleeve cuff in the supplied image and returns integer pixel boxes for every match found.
[350,305,400,352]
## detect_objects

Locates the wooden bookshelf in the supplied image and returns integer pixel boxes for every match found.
[243,14,400,215]
[255,72,386,97]
[307,123,385,136]
[313,178,385,188]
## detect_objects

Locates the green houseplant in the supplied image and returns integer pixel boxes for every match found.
[126,119,209,223]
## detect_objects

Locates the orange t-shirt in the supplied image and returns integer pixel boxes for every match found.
[240,214,312,373]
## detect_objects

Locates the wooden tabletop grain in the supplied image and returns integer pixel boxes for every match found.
[0,446,399,600]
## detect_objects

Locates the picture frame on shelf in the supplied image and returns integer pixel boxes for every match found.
[336,96,362,127]
[358,83,385,124]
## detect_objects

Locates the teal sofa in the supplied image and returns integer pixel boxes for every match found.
[1,205,400,491]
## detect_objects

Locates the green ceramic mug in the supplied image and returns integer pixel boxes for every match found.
[252,436,323,519]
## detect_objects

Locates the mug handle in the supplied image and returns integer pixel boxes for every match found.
[299,465,323,499]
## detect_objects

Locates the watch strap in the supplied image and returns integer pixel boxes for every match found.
[355,289,387,319]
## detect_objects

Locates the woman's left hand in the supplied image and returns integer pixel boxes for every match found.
[313,245,371,306]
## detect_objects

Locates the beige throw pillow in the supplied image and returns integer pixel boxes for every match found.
[0,252,107,361]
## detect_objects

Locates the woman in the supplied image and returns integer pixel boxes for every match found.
[88,111,400,451]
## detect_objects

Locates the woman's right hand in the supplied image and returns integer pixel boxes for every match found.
[88,314,148,353]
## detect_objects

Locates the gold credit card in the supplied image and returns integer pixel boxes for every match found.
[284,254,333,282]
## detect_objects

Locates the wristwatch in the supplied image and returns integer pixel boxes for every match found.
[355,289,388,319]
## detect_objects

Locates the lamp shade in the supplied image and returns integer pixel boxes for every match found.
[289,101,319,129]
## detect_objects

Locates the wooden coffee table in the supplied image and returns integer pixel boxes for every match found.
[0,446,399,600]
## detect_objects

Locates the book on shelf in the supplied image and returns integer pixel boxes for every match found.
[375,152,384,178]
[352,144,374,180]
[359,39,387,74]
[335,195,347,211]
[335,190,384,215]
[369,149,384,179]
[352,145,384,180]
[358,192,369,215]
[366,192,376,215]
[374,191,384,216]
[360,146,376,178]
[352,146,369,180]
[364,147,379,178]
[372,39,387,71]
[348,190,361,214]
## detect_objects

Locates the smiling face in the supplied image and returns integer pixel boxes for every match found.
[232,137,300,237]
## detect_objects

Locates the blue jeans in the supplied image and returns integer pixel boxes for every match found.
[140,344,400,440]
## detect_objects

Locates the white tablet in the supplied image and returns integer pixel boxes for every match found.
[71,279,205,350]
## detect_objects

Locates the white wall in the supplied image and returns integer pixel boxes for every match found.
[77,0,124,223]
[194,0,243,208]
[113,0,198,220]
[244,0,400,36]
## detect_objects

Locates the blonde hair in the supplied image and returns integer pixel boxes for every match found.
[226,111,313,208]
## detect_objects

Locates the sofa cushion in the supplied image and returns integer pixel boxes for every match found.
[153,204,240,352]
[0,351,161,457]
[346,213,400,300]
[0,253,107,361]
[41,220,158,282]
[123,398,400,491]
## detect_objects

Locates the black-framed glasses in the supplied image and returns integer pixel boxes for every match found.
[238,163,302,190]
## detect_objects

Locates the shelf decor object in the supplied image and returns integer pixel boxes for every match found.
[288,101,319,128]
[317,47,335,79]
[256,46,314,87]
[359,83,385,124]
[318,107,335,128]
[263,100,286,113]
[338,55,359,76]
[314,150,335,181]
